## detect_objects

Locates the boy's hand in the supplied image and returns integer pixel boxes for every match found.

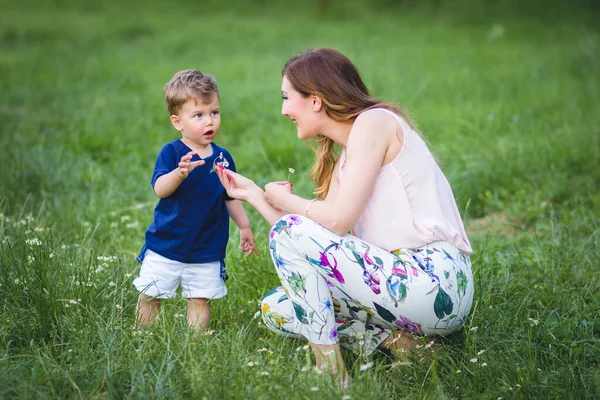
[178,150,205,179]
[239,227,259,257]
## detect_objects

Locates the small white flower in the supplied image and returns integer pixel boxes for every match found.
[115,304,122,311]
[456,369,461,373]
[206,329,215,335]
[481,362,488,367]
[247,361,255,367]
[359,362,373,371]
[310,387,319,391]
[108,281,116,287]
[477,349,486,355]
[470,358,478,363]
[302,344,310,350]
[260,371,270,376]
[470,326,478,332]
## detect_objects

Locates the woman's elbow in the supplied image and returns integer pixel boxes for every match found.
[328,218,353,237]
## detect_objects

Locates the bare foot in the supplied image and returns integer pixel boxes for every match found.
[380,331,437,359]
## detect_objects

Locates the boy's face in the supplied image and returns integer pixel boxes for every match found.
[170,95,220,148]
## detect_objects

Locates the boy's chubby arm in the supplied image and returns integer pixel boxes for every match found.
[226,200,259,257]
[154,150,205,198]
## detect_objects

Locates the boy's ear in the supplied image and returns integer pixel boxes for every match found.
[311,95,322,112]
[170,114,182,131]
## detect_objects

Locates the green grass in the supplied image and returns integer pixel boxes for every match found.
[1,0,599,398]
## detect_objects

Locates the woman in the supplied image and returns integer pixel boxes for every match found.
[216,48,474,386]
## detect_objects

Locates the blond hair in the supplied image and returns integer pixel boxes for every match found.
[164,69,218,115]
[283,48,417,199]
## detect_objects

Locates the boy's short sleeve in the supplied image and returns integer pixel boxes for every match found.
[151,144,177,187]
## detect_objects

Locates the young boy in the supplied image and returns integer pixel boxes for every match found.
[133,69,258,331]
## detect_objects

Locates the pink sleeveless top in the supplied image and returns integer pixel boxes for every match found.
[339,108,472,254]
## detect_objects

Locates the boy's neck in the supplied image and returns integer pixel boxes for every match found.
[181,138,213,158]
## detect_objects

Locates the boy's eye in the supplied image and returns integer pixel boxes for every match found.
[282,96,288,100]
[212,111,219,116]
[194,113,202,118]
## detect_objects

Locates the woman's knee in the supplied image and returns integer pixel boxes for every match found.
[260,286,295,335]
[269,214,306,238]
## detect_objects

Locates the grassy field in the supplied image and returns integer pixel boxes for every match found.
[1,0,599,398]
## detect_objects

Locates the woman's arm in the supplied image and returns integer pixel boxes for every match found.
[266,110,399,235]
[217,168,287,225]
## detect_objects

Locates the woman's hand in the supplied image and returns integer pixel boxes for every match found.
[216,167,261,202]
[264,181,293,210]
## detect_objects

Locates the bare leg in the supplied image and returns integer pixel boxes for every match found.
[311,343,350,389]
[187,298,210,331]
[136,293,161,326]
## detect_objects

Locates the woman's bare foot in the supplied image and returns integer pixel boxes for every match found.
[311,343,351,389]
[380,331,437,359]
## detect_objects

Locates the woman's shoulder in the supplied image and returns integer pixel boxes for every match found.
[353,108,399,133]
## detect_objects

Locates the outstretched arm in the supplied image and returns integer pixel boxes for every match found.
[216,167,287,225]
[154,150,205,198]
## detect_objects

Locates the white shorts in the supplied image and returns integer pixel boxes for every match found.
[133,249,227,299]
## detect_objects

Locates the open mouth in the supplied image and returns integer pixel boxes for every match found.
[204,130,214,136]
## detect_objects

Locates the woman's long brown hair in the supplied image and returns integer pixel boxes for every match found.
[282,48,416,199]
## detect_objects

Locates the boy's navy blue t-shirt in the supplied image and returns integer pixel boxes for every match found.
[141,139,236,264]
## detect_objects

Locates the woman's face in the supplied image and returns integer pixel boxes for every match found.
[281,75,318,140]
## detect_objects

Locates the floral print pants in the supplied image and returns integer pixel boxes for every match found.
[260,214,474,354]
